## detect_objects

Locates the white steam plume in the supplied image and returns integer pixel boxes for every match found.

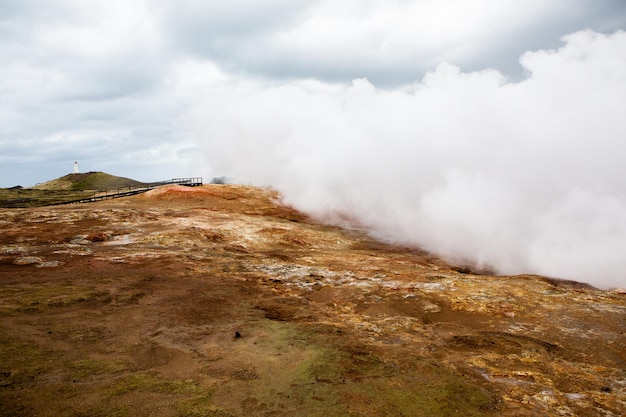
[190,30,626,289]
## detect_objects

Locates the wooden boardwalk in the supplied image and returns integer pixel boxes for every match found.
[46,178,203,206]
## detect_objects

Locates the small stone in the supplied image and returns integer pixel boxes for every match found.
[235,331,242,338]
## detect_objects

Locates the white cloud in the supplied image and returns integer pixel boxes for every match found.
[190,30,626,288]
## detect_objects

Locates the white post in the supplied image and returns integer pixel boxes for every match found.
[73,161,79,174]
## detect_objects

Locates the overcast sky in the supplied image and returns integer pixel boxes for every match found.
[1,0,624,186]
[2,1,626,287]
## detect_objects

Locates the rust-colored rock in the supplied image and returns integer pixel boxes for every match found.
[0,184,623,416]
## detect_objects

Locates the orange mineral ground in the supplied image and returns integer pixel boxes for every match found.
[1,184,624,416]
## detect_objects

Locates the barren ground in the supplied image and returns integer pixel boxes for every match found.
[0,185,624,416]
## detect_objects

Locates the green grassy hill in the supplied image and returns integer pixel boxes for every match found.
[32,172,146,191]
[1,172,148,208]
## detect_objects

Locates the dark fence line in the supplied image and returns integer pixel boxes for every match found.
[1,178,203,208]
[144,178,204,188]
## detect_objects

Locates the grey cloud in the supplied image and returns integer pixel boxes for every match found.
[157,0,626,85]
[157,1,308,56]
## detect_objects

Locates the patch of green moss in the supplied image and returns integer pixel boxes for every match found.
[0,335,57,387]
[243,321,494,416]
[343,367,494,417]
[217,320,351,416]
[107,372,203,397]
[9,284,102,311]
[100,373,228,417]
[176,394,234,417]
[87,405,130,417]
[69,358,129,380]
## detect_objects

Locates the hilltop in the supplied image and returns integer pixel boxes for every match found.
[32,171,146,191]
[1,172,152,208]
[0,185,624,416]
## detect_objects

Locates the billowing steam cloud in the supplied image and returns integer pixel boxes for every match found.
[191,30,626,289]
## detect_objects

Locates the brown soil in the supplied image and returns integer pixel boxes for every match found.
[0,184,624,416]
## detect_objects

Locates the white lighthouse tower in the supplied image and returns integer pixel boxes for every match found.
[73,161,79,174]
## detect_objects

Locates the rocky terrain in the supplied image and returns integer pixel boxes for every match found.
[0,184,624,416]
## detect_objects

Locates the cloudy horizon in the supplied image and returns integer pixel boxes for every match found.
[2,1,626,287]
